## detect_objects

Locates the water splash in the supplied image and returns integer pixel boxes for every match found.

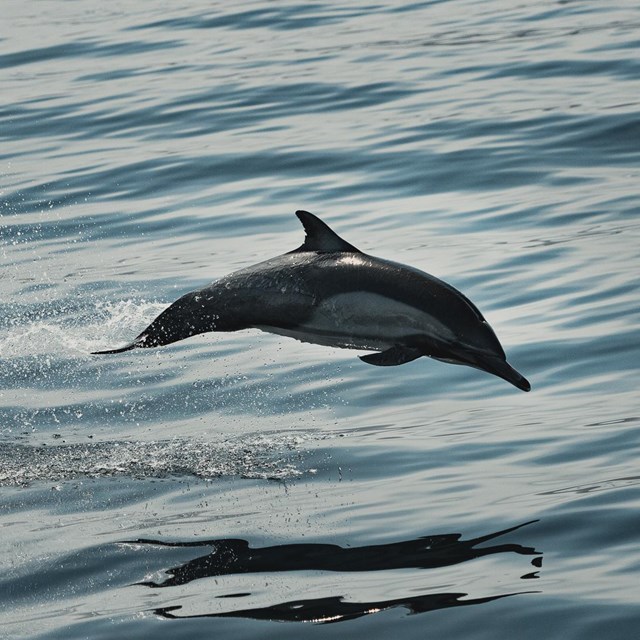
[0,433,313,486]
[0,298,166,358]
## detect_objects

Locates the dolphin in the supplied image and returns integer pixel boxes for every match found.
[93,210,530,392]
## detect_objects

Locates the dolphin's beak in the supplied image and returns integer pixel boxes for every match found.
[440,345,530,392]
[470,353,531,392]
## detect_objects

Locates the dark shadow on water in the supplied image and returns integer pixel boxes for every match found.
[127,520,542,624]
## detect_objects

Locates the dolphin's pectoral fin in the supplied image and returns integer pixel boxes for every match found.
[359,346,423,367]
[291,210,361,254]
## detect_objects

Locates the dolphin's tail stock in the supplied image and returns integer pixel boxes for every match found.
[92,291,212,355]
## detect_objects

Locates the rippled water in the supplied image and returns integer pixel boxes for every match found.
[2,1,640,638]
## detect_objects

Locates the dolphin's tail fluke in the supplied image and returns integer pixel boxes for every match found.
[91,329,161,355]
[92,291,214,356]
[91,342,138,355]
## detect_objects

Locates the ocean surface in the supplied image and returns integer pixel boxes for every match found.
[1,1,639,638]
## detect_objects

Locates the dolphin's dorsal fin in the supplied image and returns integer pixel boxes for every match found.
[292,210,360,253]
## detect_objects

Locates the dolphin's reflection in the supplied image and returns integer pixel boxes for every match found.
[155,592,516,624]
[132,520,540,588]
[129,520,541,624]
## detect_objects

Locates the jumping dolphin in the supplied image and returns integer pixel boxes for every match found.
[93,210,530,391]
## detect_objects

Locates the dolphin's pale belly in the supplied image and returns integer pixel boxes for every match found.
[255,292,455,352]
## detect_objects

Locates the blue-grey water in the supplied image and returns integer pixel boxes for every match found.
[1,1,639,638]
